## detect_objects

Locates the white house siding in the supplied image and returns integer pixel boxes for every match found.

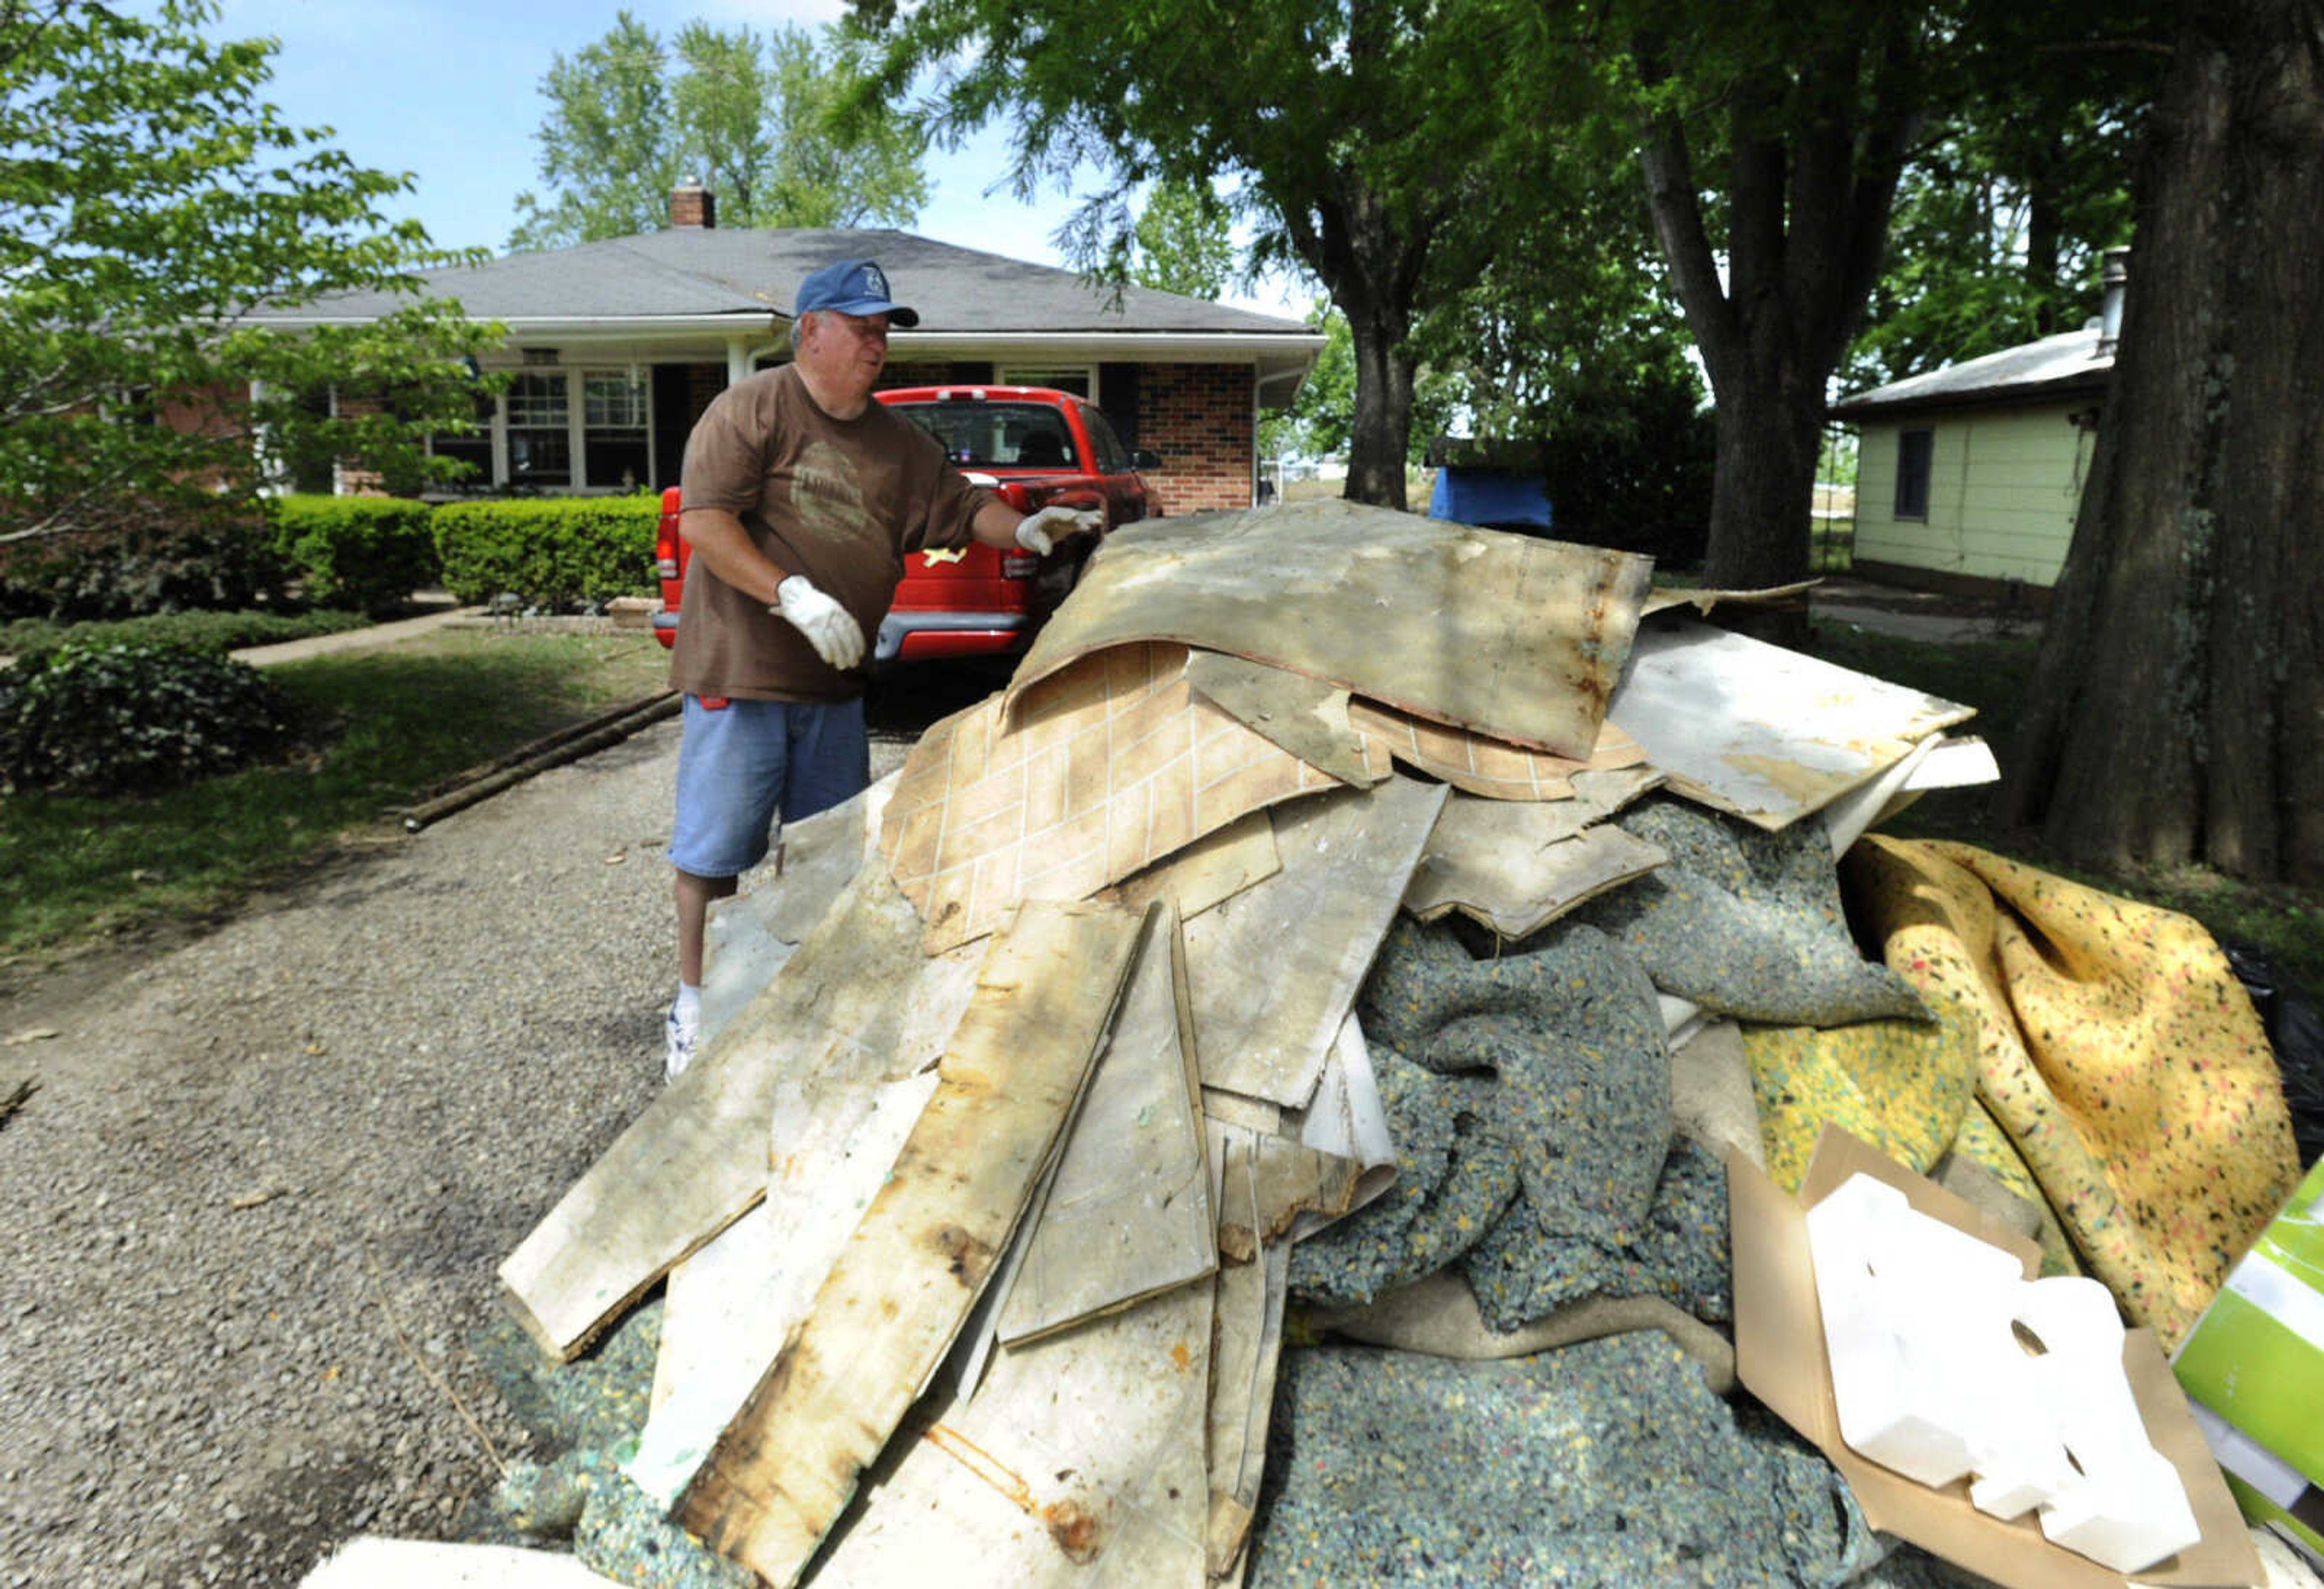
[1852,402,2093,589]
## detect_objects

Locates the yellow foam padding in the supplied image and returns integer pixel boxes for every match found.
[1839,836,2300,1346]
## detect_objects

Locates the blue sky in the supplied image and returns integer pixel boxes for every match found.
[199,0,1307,318]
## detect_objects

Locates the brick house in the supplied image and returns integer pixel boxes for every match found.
[248,186,1322,517]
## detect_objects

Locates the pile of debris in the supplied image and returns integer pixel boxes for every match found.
[321,501,2317,1588]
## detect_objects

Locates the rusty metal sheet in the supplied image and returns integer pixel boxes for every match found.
[1003,501,1654,758]
[1607,614,1977,830]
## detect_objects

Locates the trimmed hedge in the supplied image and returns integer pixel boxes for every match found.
[267,494,439,617]
[432,496,660,609]
[0,519,290,621]
[0,640,298,795]
[0,608,370,664]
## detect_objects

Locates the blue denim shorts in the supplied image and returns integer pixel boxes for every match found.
[667,695,870,879]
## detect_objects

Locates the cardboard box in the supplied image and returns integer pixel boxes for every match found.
[2172,1154,2324,1568]
[1728,1126,2263,1589]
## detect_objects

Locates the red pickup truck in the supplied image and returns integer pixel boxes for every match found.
[652,385,1157,665]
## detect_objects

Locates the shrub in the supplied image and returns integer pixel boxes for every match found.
[267,494,439,616]
[0,518,292,621]
[0,640,300,795]
[432,496,659,608]
[0,608,370,664]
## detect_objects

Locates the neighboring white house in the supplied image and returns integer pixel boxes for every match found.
[1828,254,2125,601]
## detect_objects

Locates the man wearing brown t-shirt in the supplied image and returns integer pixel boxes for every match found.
[661,258,1095,1078]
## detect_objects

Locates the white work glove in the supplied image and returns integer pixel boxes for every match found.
[771,574,865,670]
[1014,506,1103,557]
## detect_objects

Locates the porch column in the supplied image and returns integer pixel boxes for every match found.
[725,337,753,387]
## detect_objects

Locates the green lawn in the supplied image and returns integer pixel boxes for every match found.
[0,630,671,957]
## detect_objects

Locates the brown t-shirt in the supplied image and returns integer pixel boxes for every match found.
[669,365,991,701]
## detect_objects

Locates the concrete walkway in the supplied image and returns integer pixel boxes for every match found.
[229,601,481,668]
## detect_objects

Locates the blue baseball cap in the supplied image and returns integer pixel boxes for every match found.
[792,258,918,327]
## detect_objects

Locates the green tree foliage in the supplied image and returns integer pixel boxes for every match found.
[1129,179,1235,300]
[0,1,498,549]
[511,11,927,250]
[851,0,1584,509]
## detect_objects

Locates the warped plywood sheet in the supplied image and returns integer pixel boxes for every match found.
[1003,501,1655,757]
[1183,650,1388,788]
[629,1067,942,1507]
[816,1280,1214,1588]
[1185,777,1448,1109]
[1640,579,1819,618]
[1204,1188,1292,1579]
[1607,613,1977,830]
[1346,697,1648,801]
[881,642,1343,954]
[997,906,1215,1346]
[1405,799,1669,940]
[676,899,1148,1589]
[1099,808,1281,922]
[497,860,954,1362]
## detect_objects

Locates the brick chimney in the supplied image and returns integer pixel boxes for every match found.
[670,180,715,230]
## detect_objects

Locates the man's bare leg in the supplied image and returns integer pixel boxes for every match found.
[674,867,740,986]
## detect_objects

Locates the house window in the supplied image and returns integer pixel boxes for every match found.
[506,373,571,487]
[999,364,1095,399]
[1894,429,1933,520]
[582,372,651,490]
[427,391,496,490]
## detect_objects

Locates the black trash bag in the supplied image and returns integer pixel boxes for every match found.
[2221,937,2324,1167]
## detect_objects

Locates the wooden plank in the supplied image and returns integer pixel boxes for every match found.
[1204,1226,1291,1580]
[629,1066,944,1507]
[1607,614,1976,830]
[1186,777,1448,1107]
[998,906,1216,1346]
[812,1281,1215,1588]
[497,861,953,1362]
[675,899,1150,1589]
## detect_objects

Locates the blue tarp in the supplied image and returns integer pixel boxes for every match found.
[1428,467,1552,530]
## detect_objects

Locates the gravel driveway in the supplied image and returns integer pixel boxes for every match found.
[0,681,953,1587]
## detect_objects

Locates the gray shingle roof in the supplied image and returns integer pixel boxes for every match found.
[1828,327,2113,421]
[252,226,1310,336]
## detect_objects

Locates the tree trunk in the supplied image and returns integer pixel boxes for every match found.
[1704,363,1822,591]
[1342,292,1416,509]
[2000,0,2324,883]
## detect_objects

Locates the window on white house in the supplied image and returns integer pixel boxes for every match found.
[998,364,1095,399]
[427,391,495,489]
[582,372,651,490]
[506,372,571,487]
[1894,429,1933,520]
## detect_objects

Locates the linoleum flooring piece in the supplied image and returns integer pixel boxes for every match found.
[1607,611,1975,829]
[498,859,954,1363]
[1183,776,1449,1108]
[1345,696,1649,801]
[1404,808,1668,940]
[881,642,1344,954]
[1005,500,1653,757]
[675,899,1148,1589]
[1182,649,1389,787]
[1357,917,1672,1247]
[299,1538,634,1587]
[1206,1119,1367,1265]
[1204,1197,1291,1580]
[1097,807,1280,922]
[1842,835,2303,1346]
[1246,1335,1923,1589]
[998,905,1215,1346]
[812,1281,1214,1588]
[1567,794,1929,1026]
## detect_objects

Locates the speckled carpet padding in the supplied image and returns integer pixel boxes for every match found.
[1246,1334,1967,1589]
[1837,835,2303,1346]
[1567,796,1930,1026]
[1288,919,1728,1337]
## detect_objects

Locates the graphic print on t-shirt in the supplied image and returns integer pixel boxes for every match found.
[790,440,872,548]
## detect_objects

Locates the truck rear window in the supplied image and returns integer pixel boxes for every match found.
[890,401,1080,470]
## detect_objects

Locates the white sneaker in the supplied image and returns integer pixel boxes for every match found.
[663,1004,699,1082]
